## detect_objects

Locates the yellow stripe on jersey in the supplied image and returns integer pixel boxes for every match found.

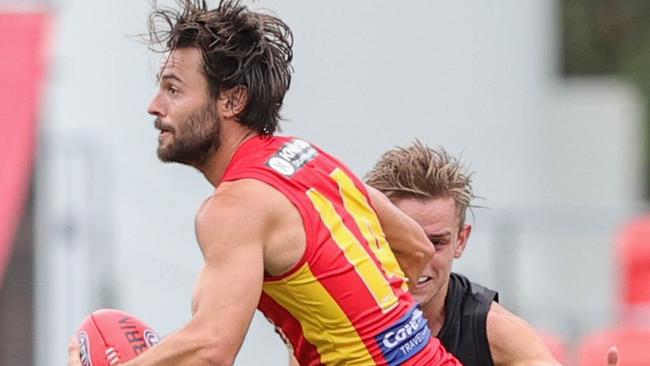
[306,188,397,313]
[263,263,375,366]
[330,168,408,295]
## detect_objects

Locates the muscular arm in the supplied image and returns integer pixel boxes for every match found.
[487,302,560,366]
[365,185,434,286]
[119,183,269,366]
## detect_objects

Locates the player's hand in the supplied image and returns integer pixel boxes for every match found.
[607,346,618,366]
[68,336,82,366]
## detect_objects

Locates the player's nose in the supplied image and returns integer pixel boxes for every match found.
[147,93,164,117]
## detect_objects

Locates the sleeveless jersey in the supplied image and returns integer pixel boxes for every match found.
[222,136,460,366]
[438,273,499,366]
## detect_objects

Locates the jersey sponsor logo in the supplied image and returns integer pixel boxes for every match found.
[267,139,318,177]
[78,331,93,366]
[268,157,295,176]
[376,306,431,365]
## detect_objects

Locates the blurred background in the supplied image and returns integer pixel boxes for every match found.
[1,0,649,365]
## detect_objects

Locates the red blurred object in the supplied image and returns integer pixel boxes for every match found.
[577,326,650,366]
[0,11,49,284]
[617,215,650,307]
[537,331,568,365]
[76,309,160,366]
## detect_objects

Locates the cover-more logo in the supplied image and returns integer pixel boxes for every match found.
[382,308,425,349]
[376,307,432,366]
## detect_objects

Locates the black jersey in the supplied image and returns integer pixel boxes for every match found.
[437,272,499,366]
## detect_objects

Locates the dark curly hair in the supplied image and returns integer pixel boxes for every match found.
[147,0,293,135]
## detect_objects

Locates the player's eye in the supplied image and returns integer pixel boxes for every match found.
[428,237,447,247]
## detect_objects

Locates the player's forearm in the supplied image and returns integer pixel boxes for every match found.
[385,230,433,284]
[366,186,434,282]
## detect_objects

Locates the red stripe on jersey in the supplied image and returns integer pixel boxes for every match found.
[258,292,324,365]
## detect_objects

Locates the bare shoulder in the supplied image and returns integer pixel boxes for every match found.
[194,179,282,255]
[486,302,560,366]
[195,179,305,275]
[197,179,281,216]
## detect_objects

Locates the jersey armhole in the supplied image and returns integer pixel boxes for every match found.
[476,300,496,365]
[223,169,316,281]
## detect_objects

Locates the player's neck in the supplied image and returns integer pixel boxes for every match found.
[421,281,450,336]
[198,122,258,186]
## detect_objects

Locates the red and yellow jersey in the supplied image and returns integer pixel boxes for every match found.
[222,136,460,366]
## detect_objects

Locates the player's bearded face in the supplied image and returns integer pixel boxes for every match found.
[155,100,221,166]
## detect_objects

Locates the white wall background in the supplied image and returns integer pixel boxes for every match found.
[33,0,646,365]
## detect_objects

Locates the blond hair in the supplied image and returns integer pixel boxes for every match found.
[365,141,475,226]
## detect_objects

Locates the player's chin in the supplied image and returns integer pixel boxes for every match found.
[157,145,176,162]
[410,290,432,305]
[411,277,434,302]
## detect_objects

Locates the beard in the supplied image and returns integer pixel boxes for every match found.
[156,102,221,166]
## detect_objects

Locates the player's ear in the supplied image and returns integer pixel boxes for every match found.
[219,85,248,119]
[454,223,471,258]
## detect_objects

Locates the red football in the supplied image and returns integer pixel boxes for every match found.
[76,308,160,366]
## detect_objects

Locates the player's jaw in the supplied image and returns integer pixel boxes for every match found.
[154,102,222,166]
